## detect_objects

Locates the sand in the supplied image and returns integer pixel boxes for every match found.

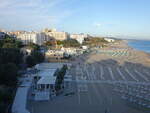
[84,40,150,67]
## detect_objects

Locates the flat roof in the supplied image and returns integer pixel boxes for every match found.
[35,63,64,70]
[37,76,56,85]
[37,69,56,77]
[34,63,70,85]
[36,69,56,85]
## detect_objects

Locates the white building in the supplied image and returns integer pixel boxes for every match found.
[45,50,64,58]
[0,32,6,40]
[104,38,115,42]
[33,69,57,101]
[70,34,87,44]
[82,45,88,50]
[32,63,65,101]
[61,47,77,55]
[17,32,54,45]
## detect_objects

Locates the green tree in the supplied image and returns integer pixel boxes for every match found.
[26,56,36,67]
[15,40,23,48]
[0,63,18,86]
[2,43,16,48]
[26,50,44,67]
[31,50,45,63]
[62,39,80,47]
[27,43,40,50]
[55,65,68,91]
[44,41,56,47]
[0,36,23,49]
[56,40,63,45]
[82,37,108,47]
[0,48,23,65]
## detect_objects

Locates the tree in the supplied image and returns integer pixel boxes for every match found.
[61,39,80,47]
[15,40,23,48]
[0,36,23,49]
[27,43,40,50]
[0,48,23,65]
[26,56,36,67]
[2,43,16,48]
[55,65,68,91]
[0,63,18,86]
[0,36,24,113]
[26,50,45,67]
[82,37,108,47]
[56,40,63,45]
[44,41,56,47]
[31,50,45,63]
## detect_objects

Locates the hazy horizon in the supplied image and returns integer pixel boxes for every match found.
[0,0,150,40]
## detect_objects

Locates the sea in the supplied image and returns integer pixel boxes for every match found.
[128,40,150,53]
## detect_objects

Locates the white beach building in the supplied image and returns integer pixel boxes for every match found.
[33,69,57,101]
[32,63,67,101]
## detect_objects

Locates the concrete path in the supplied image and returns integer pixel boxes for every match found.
[12,76,32,113]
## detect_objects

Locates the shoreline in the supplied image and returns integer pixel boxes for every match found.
[85,39,150,67]
[118,39,150,56]
[126,39,150,55]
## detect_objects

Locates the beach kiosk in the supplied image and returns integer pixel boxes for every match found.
[33,69,57,101]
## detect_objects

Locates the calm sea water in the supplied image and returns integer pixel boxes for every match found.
[128,40,150,53]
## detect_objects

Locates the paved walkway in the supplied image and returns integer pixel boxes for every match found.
[12,76,32,113]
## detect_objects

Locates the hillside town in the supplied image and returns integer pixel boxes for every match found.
[1,0,150,113]
[1,28,150,113]
[0,28,116,113]
[0,28,115,61]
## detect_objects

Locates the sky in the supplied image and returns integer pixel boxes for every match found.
[0,0,150,39]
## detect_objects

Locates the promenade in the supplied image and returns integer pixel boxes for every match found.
[12,76,32,113]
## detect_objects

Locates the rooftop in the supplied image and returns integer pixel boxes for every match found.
[37,75,56,85]
[36,69,56,85]
[35,63,64,71]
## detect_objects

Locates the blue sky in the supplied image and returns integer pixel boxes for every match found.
[0,0,150,39]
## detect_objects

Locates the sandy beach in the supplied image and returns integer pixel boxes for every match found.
[85,40,150,66]
[27,40,150,113]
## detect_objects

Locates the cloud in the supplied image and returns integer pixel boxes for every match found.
[0,0,73,30]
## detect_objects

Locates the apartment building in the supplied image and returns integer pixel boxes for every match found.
[17,32,54,45]
[43,28,68,41]
[70,34,87,44]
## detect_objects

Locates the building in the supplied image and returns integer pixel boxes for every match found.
[43,28,68,41]
[7,31,26,38]
[0,32,6,40]
[32,63,68,101]
[21,47,32,56]
[33,69,57,101]
[82,45,88,50]
[104,38,115,42]
[45,49,64,58]
[61,47,77,55]
[17,32,54,45]
[17,32,36,45]
[70,34,87,44]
